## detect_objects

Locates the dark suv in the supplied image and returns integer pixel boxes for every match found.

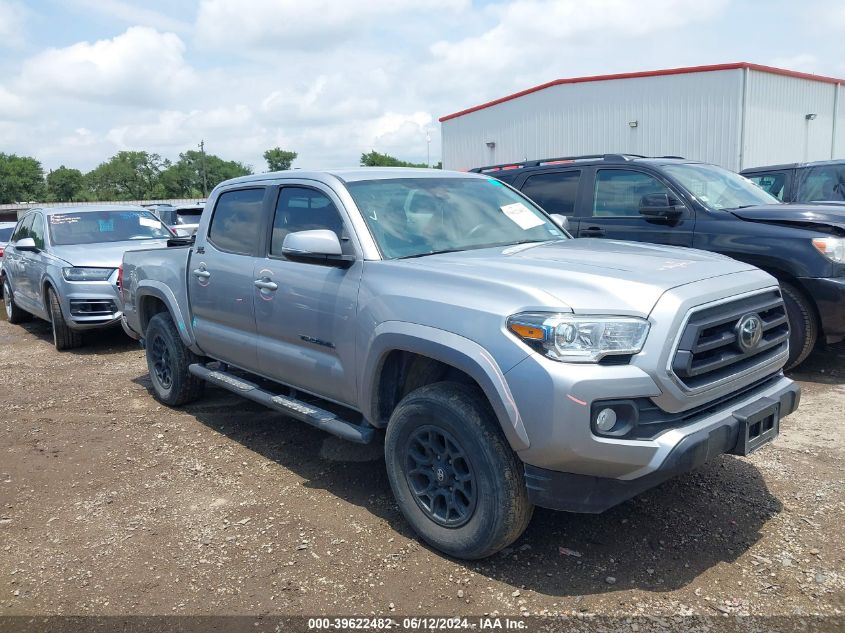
[741,160,845,206]
[477,154,845,369]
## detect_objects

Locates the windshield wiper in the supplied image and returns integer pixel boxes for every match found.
[396,239,554,260]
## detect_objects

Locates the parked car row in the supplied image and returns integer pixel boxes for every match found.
[0,162,818,559]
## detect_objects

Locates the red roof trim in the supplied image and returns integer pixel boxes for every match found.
[438,62,845,122]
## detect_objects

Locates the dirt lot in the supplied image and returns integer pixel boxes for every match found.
[1,313,843,618]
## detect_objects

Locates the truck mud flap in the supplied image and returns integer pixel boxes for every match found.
[188,363,374,444]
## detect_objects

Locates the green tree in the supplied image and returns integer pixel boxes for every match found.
[46,166,85,202]
[360,150,427,168]
[160,150,252,198]
[263,147,298,172]
[85,151,169,200]
[0,153,45,203]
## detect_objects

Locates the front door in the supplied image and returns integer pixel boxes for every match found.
[7,214,36,310]
[254,184,362,406]
[188,187,268,371]
[578,168,695,247]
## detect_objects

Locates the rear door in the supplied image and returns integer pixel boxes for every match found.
[517,169,583,233]
[253,183,362,405]
[188,187,269,371]
[577,167,695,247]
[6,214,35,308]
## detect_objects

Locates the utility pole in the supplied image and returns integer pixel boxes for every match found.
[199,140,208,197]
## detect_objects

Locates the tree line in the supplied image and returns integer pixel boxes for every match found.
[0,147,438,204]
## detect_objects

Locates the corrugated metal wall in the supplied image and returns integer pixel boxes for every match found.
[441,68,845,172]
[743,70,842,168]
[441,69,743,171]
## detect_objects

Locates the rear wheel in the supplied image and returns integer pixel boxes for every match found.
[145,312,204,406]
[48,287,82,350]
[385,382,533,559]
[3,277,31,324]
[781,282,817,370]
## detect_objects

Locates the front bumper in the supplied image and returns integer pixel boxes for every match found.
[799,276,845,343]
[58,276,123,331]
[524,375,799,513]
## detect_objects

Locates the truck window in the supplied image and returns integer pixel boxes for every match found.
[521,171,581,216]
[11,214,34,243]
[746,172,787,200]
[797,165,845,202]
[207,188,265,255]
[270,187,348,256]
[593,170,671,217]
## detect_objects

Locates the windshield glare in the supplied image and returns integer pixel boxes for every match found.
[48,210,173,246]
[662,163,779,210]
[346,177,565,259]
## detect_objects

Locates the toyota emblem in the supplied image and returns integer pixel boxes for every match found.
[736,313,764,352]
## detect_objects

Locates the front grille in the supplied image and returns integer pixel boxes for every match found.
[69,299,118,318]
[672,289,789,390]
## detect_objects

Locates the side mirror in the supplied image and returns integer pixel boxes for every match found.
[638,193,684,220]
[15,237,38,252]
[281,230,354,265]
[549,214,571,232]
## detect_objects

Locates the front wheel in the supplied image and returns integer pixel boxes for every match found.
[48,287,83,350]
[145,312,204,406]
[385,382,533,559]
[781,282,817,370]
[3,277,31,324]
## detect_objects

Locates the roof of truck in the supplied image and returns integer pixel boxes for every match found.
[220,167,481,188]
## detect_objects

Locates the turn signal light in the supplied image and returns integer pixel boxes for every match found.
[508,323,545,340]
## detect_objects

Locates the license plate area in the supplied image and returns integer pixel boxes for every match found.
[732,397,780,456]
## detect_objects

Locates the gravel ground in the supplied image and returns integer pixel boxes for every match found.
[1,314,843,618]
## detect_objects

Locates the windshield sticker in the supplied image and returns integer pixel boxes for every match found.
[50,215,81,224]
[501,202,545,230]
[98,219,114,232]
[139,216,159,228]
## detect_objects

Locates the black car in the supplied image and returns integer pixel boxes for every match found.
[477,154,845,369]
[741,160,845,206]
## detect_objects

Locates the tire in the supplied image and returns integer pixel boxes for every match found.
[781,282,817,370]
[3,277,31,324]
[145,311,205,406]
[384,381,533,559]
[47,287,83,350]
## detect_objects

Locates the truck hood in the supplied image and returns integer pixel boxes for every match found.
[52,239,172,268]
[730,204,845,231]
[405,239,760,316]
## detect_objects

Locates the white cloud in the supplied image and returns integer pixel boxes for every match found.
[0,83,28,118]
[0,0,26,47]
[106,105,253,148]
[195,0,470,51]
[69,0,192,34]
[18,26,197,106]
[430,0,730,73]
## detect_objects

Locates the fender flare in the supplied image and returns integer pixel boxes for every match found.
[360,321,530,451]
[135,281,197,349]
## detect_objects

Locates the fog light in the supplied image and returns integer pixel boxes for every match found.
[595,408,617,432]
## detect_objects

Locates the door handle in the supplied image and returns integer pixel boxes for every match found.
[580,226,606,237]
[254,279,278,291]
[192,268,211,279]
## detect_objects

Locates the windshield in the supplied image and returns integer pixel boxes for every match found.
[0,227,14,242]
[176,209,203,225]
[346,177,565,259]
[662,163,780,210]
[48,210,173,246]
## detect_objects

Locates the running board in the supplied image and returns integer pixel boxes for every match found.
[188,364,374,444]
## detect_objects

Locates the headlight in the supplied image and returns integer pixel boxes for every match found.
[62,267,116,282]
[507,312,650,362]
[812,237,845,264]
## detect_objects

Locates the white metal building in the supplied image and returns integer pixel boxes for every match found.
[439,63,845,172]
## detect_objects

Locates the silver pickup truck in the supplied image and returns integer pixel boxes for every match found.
[121,168,800,559]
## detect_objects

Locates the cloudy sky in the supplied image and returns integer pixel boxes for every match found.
[1,0,843,173]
